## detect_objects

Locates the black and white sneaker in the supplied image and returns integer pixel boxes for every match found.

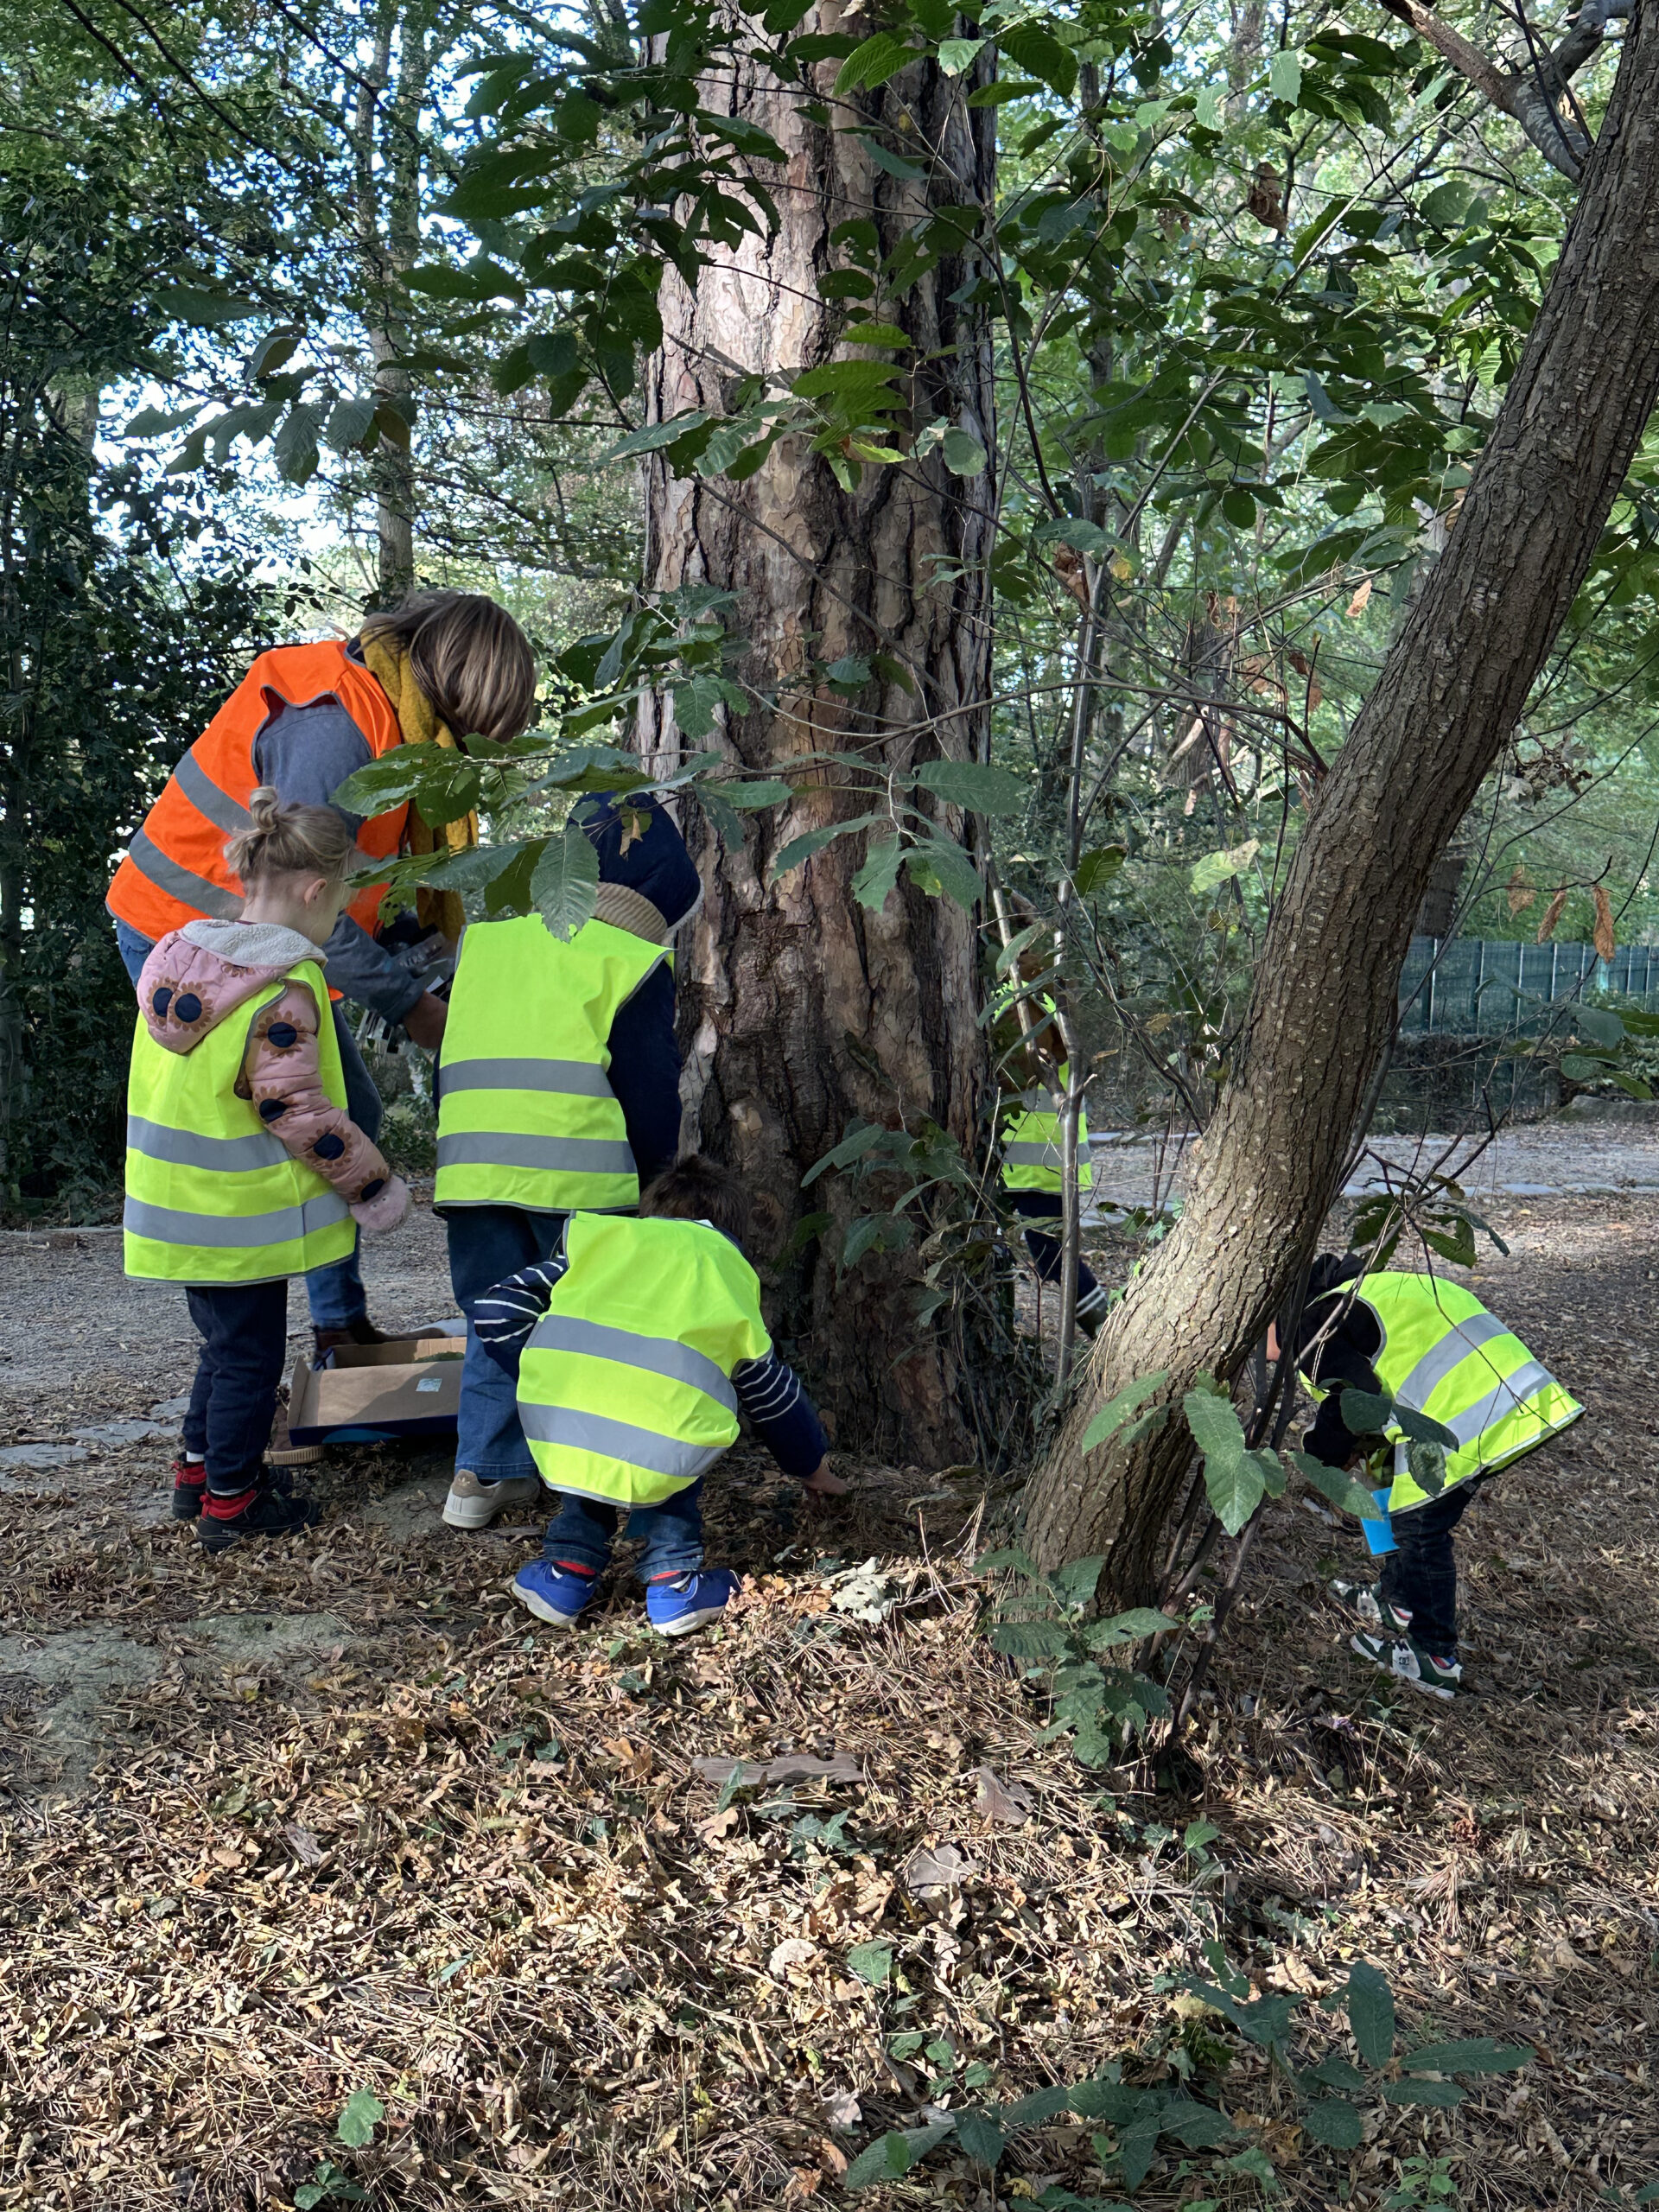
[1351,1628,1463,1700]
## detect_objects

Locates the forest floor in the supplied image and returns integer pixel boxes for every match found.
[1,1188,1656,2212]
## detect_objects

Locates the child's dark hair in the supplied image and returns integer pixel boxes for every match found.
[639,1154,752,1245]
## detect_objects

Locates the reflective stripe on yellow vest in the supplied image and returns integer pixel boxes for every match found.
[1304,1272,1582,1516]
[517,1213,772,1507]
[435,913,668,1213]
[124,959,355,1283]
[995,990,1094,1194]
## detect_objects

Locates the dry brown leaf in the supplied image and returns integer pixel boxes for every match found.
[1536,887,1569,944]
[1285,648,1324,710]
[817,2136,850,2177]
[1345,577,1372,619]
[905,1843,975,1895]
[768,1937,820,1979]
[1506,865,1536,917]
[283,1821,324,1867]
[1247,162,1286,230]
[974,1765,1033,1827]
[1593,882,1617,962]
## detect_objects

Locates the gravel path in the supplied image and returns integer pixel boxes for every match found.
[1085,1116,1659,1215]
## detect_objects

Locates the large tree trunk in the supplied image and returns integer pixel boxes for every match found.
[1027,5,1659,1590]
[639,30,997,1461]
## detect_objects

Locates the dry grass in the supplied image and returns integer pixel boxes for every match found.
[0,1196,1656,2211]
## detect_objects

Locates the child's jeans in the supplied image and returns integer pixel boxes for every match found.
[184,1280,289,1487]
[447,1203,567,1484]
[1378,1480,1479,1654]
[543,1478,706,1580]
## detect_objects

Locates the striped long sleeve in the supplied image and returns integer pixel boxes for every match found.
[731,1347,829,1478]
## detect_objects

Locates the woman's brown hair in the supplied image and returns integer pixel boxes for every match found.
[225,787,355,887]
[359,590,537,747]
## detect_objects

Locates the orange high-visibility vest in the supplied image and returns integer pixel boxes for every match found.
[107,639,409,949]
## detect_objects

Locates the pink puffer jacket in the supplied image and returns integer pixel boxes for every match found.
[136,920,410,1234]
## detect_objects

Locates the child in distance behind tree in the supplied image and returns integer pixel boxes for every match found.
[473,1153,846,1637]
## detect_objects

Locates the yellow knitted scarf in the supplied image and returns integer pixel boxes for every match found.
[359,632,479,947]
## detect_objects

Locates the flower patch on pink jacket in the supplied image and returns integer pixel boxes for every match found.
[137,920,409,1231]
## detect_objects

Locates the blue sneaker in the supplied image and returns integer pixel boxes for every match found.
[512,1560,596,1630]
[646,1569,737,1638]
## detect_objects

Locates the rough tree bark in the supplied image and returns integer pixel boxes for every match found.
[638,30,997,1460]
[1027,3,1659,1590]
[351,0,435,603]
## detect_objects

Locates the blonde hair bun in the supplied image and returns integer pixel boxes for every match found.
[225,787,356,887]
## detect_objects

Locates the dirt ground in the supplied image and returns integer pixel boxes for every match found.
[0,1192,1656,2212]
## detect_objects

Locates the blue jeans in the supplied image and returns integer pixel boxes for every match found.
[446,1203,567,1483]
[115,916,378,1329]
[185,1280,289,1485]
[543,1478,705,1580]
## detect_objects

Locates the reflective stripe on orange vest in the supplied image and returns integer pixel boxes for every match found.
[107,639,410,951]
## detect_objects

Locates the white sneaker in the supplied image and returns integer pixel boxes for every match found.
[442,1468,543,1529]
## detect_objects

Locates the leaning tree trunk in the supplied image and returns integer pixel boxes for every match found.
[638,33,997,1462]
[1027,3,1659,1591]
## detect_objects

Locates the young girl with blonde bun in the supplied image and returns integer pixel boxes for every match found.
[124,790,410,1549]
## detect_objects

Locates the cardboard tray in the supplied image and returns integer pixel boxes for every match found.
[287,1332,465,1447]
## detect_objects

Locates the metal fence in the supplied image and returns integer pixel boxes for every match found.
[1397,935,1659,1037]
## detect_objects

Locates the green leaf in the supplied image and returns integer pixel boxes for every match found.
[1382,2079,1465,2108]
[1051,1555,1104,1607]
[1301,2097,1363,2149]
[942,428,987,476]
[531,823,601,941]
[975,1545,1039,1577]
[336,2089,385,2148]
[1194,84,1223,128]
[845,2120,955,2189]
[1081,1370,1168,1454]
[1160,2098,1236,2147]
[1075,845,1126,895]
[156,285,262,327]
[721,779,795,810]
[998,2085,1073,2129]
[1227,2145,1280,2187]
[847,1940,893,1985]
[903,837,982,909]
[771,814,880,880]
[1404,2039,1532,2075]
[1339,1389,1395,1438]
[989,1619,1073,1660]
[1345,1963,1395,2069]
[1290,1451,1382,1522]
[938,35,984,73]
[606,410,710,461]
[912,760,1026,815]
[1117,2107,1164,2190]
[1190,838,1260,896]
[1203,1448,1268,1537]
[124,403,202,438]
[1000,21,1078,97]
[834,30,917,92]
[852,830,904,910]
[324,396,378,454]
[843,2131,913,2188]
[272,402,326,485]
[1086,1607,1179,1646]
[1183,1387,1245,1468]
[954,2109,1004,2166]
[1268,48,1303,104]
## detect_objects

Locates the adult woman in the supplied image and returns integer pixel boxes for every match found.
[108,588,537,1350]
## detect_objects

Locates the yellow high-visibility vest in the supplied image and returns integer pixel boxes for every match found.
[435,913,667,1214]
[995,989,1094,1195]
[124,959,354,1283]
[1303,1272,1581,1515]
[518,1213,772,1507]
